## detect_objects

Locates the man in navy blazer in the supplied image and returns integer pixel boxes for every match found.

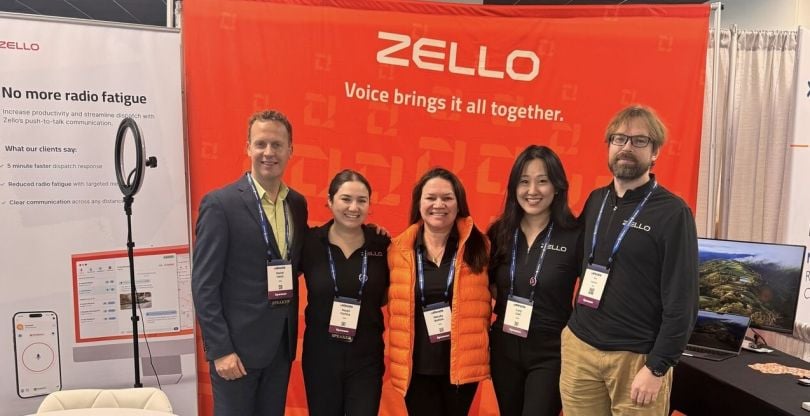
[192,110,308,415]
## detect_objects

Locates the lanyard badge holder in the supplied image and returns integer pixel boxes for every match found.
[267,259,293,305]
[327,246,368,342]
[577,182,657,309]
[418,249,457,343]
[246,174,294,306]
[503,224,554,338]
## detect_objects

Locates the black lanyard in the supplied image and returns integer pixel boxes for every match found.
[326,245,368,298]
[416,248,457,306]
[246,173,290,261]
[589,181,657,268]
[508,223,554,300]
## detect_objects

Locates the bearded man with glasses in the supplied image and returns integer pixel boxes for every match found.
[559,105,699,416]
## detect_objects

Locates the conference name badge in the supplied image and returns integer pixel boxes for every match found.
[328,296,361,343]
[423,301,451,343]
[267,259,293,302]
[503,295,533,338]
[577,264,609,309]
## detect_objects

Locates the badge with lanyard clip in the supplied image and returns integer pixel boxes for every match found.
[264,210,292,306]
[327,247,368,342]
[577,183,657,309]
[267,259,294,304]
[246,173,294,306]
[503,224,554,338]
[417,248,456,343]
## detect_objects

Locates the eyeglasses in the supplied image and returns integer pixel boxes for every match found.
[609,133,652,148]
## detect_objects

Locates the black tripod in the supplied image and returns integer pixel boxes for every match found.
[123,194,142,387]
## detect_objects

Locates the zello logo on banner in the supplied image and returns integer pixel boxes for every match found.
[0,41,40,51]
[376,31,540,82]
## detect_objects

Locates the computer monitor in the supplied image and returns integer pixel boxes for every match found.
[70,246,195,382]
[687,310,750,355]
[697,238,806,334]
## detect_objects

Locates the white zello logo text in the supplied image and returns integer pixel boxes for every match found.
[622,220,651,232]
[541,244,567,253]
[376,31,540,82]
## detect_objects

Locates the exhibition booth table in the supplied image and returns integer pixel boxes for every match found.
[672,348,810,416]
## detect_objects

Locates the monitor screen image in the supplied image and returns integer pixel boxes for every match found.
[697,238,806,333]
[688,310,750,352]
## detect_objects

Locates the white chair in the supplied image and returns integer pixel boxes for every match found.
[36,388,173,414]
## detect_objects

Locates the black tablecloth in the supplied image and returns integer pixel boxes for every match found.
[671,348,810,416]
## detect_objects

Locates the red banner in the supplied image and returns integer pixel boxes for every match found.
[184,1,709,414]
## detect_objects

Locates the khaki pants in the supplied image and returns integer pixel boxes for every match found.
[559,327,672,416]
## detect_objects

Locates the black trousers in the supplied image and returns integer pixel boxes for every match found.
[302,334,384,416]
[405,373,478,416]
[490,327,563,416]
[209,330,291,416]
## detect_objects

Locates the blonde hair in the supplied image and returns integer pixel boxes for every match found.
[604,105,667,152]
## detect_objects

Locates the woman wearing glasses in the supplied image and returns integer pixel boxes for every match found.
[487,145,582,416]
[387,167,491,416]
[301,169,390,416]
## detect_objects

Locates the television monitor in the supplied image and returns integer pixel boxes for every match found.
[697,238,806,334]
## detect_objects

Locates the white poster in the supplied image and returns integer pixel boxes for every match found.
[0,14,195,415]
[786,26,810,339]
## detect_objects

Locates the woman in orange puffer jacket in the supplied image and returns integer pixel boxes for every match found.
[387,167,491,415]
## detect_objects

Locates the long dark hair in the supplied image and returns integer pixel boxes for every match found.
[409,167,488,273]
[488,145,577,266]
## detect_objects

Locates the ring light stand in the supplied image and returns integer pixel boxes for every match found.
[114,118,157,388]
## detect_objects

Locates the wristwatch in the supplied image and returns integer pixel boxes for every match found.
[646,364,668,377]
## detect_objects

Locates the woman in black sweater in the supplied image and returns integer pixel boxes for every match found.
[487,145,583,416]
[301,169,390,416]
